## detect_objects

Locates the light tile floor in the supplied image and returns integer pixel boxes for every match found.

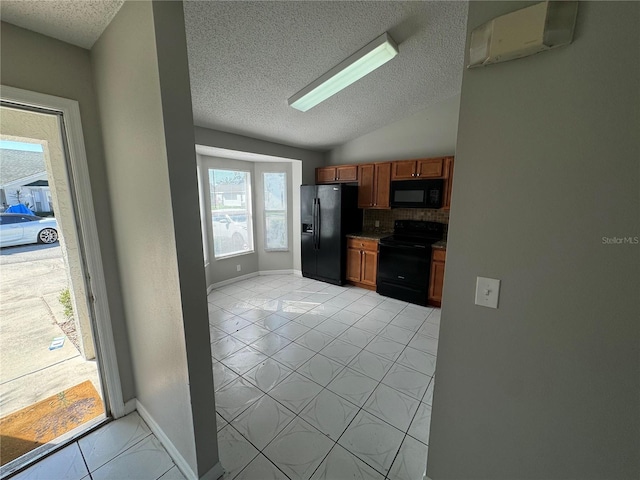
[210,274,438,480]
[12,274,438,480]
[11,412,184,480]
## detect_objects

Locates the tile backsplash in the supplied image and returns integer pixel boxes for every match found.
[362,209,449,238]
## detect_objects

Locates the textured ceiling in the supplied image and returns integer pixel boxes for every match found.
[1,1,468,151]
[184,1,468,150]
[1,0,124,49]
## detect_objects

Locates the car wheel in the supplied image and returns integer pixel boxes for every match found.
[38,228,58,244]
[231,232,247,250]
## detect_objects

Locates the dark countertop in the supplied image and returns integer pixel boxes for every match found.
[346,231,391,240]
[348,232,448,248]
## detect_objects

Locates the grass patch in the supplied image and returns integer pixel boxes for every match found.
[59,288,73,319]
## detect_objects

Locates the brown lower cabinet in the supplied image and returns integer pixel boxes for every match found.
[428,247,446,307]
[346,237,378,290]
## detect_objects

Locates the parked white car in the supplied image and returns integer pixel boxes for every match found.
[0,213,59,247]
[212,213,249,252]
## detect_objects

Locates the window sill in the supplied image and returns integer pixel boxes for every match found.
[214,250,255,261]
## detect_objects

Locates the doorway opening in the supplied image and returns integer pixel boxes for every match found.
[0,104,106,471]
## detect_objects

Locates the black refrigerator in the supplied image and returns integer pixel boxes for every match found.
[301,184,362,285]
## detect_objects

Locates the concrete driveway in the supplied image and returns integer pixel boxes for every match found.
[0,243,101,417]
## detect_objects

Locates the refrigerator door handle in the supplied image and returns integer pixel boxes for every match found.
[315,198,321,250]
[313,198,318,250]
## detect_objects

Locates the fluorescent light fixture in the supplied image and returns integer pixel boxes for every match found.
[288,32,399,112]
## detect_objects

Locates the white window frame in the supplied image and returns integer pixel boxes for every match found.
[0,87,125,432]
[263,171,288,252]
[196,165,209,265]
[208,168,255,259]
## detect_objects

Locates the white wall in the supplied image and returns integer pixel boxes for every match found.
[327,95,460,164]
[428,2,639,479]
[92,2,218,477]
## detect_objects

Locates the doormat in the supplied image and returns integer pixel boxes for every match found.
[0,380,103,466]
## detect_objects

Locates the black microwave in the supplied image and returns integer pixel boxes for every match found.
[390,179,444,208]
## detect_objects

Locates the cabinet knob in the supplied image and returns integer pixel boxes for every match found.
[417,173,421,177]
[412,173,416,177]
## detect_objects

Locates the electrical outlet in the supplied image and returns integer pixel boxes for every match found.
[236,265,241,272]
[375,220,380,228]
[475,277,500,309]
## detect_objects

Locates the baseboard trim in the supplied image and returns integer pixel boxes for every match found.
[136,400,197,480]
[122,398,137,416]
[209,272,259,289]
[208,269,303,291]
[200,462,225,480]
[258,269,294,276]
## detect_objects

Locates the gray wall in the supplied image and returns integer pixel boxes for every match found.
[151,3,218,475]
[199,156,259,285]
[92,1,217,476]
[195,126,324,185]
[254,162,294,273]
[0,22,134,402]
[199,157,297,286]
[429,2,639,479]
[327,95,460,164]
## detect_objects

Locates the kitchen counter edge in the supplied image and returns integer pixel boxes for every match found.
[346,232,390,241]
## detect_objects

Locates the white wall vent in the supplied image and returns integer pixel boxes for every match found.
[468,1,578,68]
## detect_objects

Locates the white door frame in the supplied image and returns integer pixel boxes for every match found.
[1,85,125,418]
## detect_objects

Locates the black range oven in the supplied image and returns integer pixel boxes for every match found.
[376,220,444,306]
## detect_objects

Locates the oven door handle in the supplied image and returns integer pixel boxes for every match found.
[380,243,428,249]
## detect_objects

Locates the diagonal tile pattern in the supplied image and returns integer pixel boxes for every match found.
[263,417,334,479]
[18,274,438,480]
[77,411,151,472]
[13,413,185,480]
[208,274,439,479]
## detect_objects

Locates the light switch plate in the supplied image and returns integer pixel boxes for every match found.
[475,277,500,308]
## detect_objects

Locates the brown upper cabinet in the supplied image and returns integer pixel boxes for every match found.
[316,165,358,184]
[317,156,454,209]
[391,157,444,180]
[442,156,454,211]
[357,163,391,209]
